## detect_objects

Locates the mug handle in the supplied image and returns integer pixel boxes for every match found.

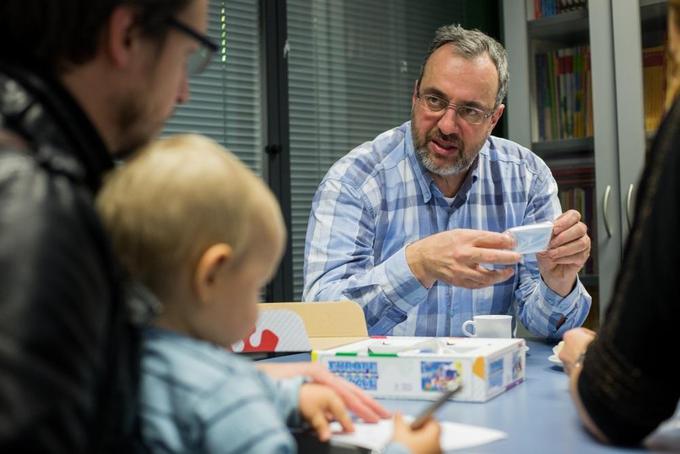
[462,320,476,337]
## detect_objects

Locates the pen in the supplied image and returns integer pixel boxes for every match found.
[410,382,462,430]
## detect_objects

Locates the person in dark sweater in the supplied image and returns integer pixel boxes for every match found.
[0,0,210,451]
[559,0,680,446]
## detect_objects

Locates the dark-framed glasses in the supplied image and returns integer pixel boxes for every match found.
[416,92,494,125]
[167,17,219,75]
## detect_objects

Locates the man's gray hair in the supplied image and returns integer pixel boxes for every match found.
[418,24,509,108]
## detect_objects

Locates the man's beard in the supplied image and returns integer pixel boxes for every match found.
[411,121,473,176]
[113,94,166,160]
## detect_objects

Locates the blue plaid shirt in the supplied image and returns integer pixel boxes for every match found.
[303,121,591,339]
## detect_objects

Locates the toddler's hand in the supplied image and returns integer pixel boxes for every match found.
[298,383,354,441]
[392,412,441,454]
[257,362,390,422]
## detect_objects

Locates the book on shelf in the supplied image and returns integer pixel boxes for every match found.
[533,0,587,19]
[642,45,666,135]
[551,166,597,276]
[535,45,592,141]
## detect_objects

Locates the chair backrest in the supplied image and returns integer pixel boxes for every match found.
[258,300,368,337]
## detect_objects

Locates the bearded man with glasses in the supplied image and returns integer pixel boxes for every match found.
[304,25,592,339]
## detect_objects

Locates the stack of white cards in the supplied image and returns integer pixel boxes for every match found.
[505,221,553,254]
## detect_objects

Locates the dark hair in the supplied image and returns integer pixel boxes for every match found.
[417,24,509,108]
[0,0,193,71]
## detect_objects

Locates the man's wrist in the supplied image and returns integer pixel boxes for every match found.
[405,242,435,289]
[543,274,577,297]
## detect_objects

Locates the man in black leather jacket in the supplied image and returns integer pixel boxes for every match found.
[0,0,211,451]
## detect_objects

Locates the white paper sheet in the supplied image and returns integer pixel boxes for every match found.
[330,418,507,451]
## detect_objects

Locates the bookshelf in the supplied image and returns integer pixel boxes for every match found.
[503,0,664,326]
[528,8,589,41]
[531,137,593,157]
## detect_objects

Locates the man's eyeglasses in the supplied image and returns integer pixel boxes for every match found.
[416,92,495,125]
[167,17,219,75]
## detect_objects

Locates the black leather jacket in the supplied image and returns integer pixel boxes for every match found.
[0,61,139,452]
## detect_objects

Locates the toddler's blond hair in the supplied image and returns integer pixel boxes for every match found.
[97,134,285,299]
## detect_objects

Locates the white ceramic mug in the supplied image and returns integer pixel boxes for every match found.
[461,315,512,338]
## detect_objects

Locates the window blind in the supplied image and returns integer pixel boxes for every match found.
[163,0,262,174]
[287,0,465,298]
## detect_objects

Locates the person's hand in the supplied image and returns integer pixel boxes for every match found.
[406,229,521,289]
[536,210,591,296]
[256,362,390,422]
[559,327,596,376]
[391,412,441,454]
[298,383,354,442]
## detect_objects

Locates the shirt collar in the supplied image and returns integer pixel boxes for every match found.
[126,280,164,326]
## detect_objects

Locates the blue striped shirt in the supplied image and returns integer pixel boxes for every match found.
[303,121,591,339]
[139,326,303,453]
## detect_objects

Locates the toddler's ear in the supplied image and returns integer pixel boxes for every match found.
[194,243,232,304]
